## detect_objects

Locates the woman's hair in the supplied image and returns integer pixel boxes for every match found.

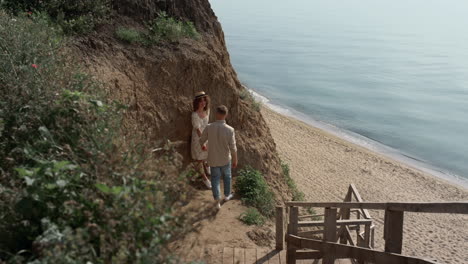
[193,96,210,112]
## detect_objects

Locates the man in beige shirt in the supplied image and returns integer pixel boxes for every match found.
[200,105,238,208]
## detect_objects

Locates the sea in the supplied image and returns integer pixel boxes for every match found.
[210,0,468,188]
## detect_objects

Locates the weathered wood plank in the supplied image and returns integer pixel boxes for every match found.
[245,248,257,264]
[349,184,372,220]
[298,219,372,228]
[257,248,270,264]
[284,202,468,214]
[287,235,437,264]
[276,206,285,250]
[299,214,325,219]
[268,250,281,264]
[384,210,404,254]
[285,202,387,210]
[295,250,323,259]
[287,206,299,264]
[323,208,337,264]
[279,249,287,264]
[339,186,352,245]
[298,229,324,238]
[363,224,371,248]
[223,247,234,264]
[343,226,355,246]
[234,248,245,264]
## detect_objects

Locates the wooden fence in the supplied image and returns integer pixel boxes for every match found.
[275,184,468,264]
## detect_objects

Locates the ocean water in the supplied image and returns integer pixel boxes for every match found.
[210,0,468,186]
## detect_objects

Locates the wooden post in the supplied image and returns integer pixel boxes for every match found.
[384,209,404,254]
[364,223,371,248]
[323,207,337,264]
[287,206,299,264]
[276,206,285,250]
[340,186,352,244]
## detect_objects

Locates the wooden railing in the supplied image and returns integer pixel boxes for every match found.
[275,184,468,264]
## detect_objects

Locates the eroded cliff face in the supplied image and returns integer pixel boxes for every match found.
[75,0,288,197]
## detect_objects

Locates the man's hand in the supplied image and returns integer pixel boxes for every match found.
[232,152,238,168]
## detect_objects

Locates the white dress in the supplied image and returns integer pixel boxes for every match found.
[191,110,209,161]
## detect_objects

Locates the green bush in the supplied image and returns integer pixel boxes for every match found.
[239,208,265,226]
[148,11,200,43]
[115,27,145,44]
[235,167,275,217]
[0,11,187,263]
[239,89,262,112]
[1,0,111,34]
[281,161,305,201]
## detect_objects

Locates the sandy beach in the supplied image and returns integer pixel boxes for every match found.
[261,106,468,263]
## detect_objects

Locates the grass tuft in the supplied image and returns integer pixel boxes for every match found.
[115,27,145,44]
[235,167,275,217]
[147,11,201,43]
[240,208,266,226]
[239,89,262,112]
[281,161,305,201]
[114,12,201,46]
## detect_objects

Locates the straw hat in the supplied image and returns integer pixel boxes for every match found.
[194,91,207,99]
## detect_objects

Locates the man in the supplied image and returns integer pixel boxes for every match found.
[200,105,238,209]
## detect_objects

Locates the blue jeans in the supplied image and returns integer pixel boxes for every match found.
[210,161,232,200]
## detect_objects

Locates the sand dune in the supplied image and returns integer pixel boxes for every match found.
[262,107,468,264]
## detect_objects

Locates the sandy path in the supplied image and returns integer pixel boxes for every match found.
[262,107,468,264]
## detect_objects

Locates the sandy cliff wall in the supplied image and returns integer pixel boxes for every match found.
[75,0,288,196]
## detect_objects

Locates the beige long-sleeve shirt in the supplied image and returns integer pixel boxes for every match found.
[199,120,237,167]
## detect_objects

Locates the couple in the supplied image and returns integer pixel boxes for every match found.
[191,91,238,209]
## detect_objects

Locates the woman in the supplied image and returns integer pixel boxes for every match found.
[191,91,212,188]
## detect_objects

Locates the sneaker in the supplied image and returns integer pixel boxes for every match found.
[216,202,221,209]
[203,178,212,189]
[224,193,234,202]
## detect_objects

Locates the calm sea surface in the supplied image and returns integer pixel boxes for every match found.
[210,0,468,185]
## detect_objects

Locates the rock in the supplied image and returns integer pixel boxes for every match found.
[74,0,289,200]
[246,227,275,248]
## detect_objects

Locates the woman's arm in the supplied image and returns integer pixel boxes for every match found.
[192,112,201,136]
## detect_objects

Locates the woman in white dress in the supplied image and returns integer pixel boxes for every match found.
[191,91,212,188]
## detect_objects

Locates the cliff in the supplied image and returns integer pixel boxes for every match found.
[74,0,288,196]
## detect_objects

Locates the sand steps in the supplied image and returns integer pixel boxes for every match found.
[197,246,353,264]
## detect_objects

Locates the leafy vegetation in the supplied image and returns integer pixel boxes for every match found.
[281,161,305,201]
[239,89,262,112]
[281,161,321,220]
[235,167,275,217]
[115,27,145,44]
[239,208,265,226]
[115,12,201,46]
[1,0,110,34]
[148,11,200,43]
[0,11,188,263]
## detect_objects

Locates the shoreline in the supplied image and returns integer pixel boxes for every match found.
[248,88,468,190]
[261,103,468,263]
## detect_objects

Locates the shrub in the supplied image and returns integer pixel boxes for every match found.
[281,161,321,220]
[0,11,188,263]
[281,161,305,201]
[239,89,262,112]
[1,0,111,34]
[235,167,275,217]
[239,208,265,226]
[115,27,144,44]
[148,11,200,43]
